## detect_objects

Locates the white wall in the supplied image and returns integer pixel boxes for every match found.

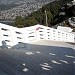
[71,32,75,42]
[0,23,74,48]
[0,23,29,48]
[35,25,74,42]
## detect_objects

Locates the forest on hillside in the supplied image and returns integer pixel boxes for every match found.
[12,0,72,28]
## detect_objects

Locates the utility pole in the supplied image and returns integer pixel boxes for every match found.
[45,10,48,27]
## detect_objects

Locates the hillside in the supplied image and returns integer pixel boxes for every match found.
[0,0,51,5]
[0,0,52,20]
[0,0,20,5]
[12,0,72,28]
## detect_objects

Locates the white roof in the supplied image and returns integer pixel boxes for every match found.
[57,26,73,32]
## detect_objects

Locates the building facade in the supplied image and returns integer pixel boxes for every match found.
[0,23,74,48]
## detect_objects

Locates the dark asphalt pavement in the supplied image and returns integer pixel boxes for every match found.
[0,44,75,75]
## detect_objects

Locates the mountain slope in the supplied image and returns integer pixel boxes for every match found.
[12,0,72,28]
[0,0,53,20]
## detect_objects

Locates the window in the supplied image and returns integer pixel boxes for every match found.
[58,37,60,38]
[66,34,68,35]
[5,40,10,42]
[1,28,8,31]
[29,32,34,34]
[47,29,50,30]
[18,42,23,43]
[40,34,43,36]
[28,36,34,38]
[53,30,55,32]
[40,27,43,29]
[48,35,50,36]
[40,37,43,39]
[3,34,9,36]
[53,36,55,37]
[18,42,23,44]
[39,31,43,32]
[53,33,55,34]
[16,31,22,34]
[58,31,60,33]
[47,32,50,33]
[17,37,22,39]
